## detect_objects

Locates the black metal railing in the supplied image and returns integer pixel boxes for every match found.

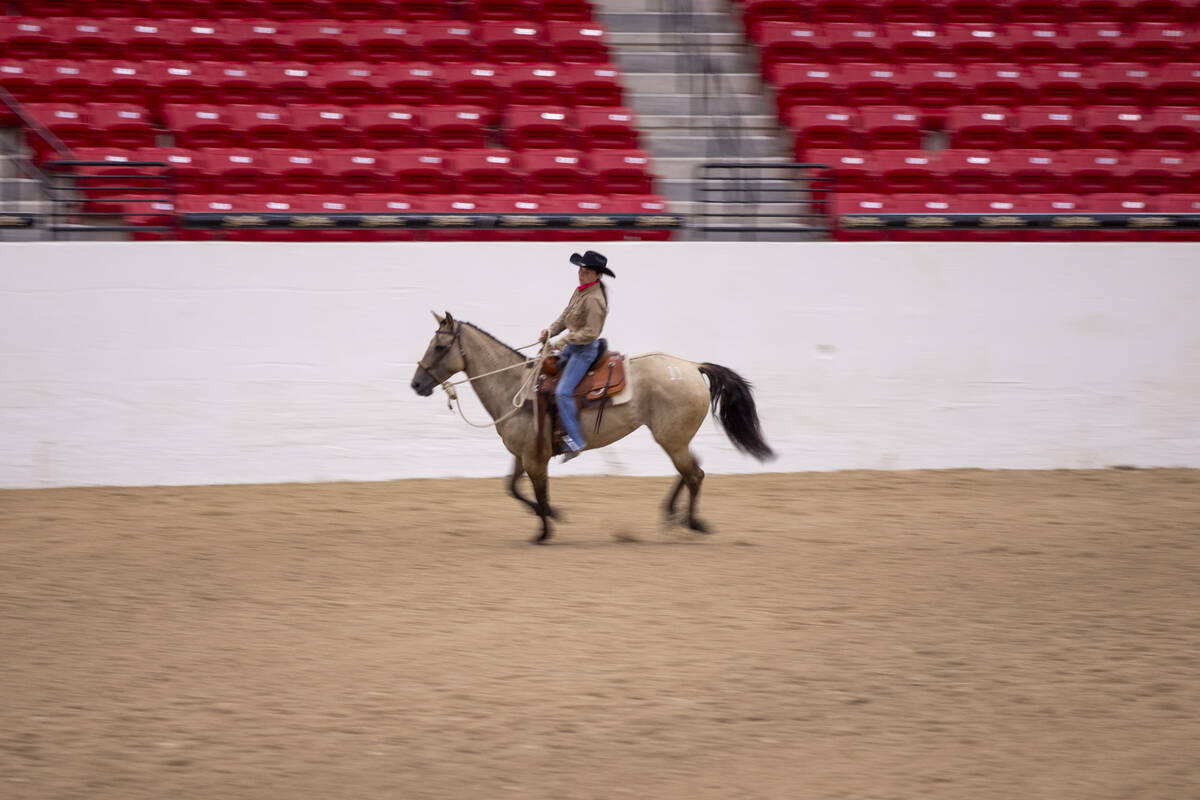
[40,160,177,240]
[693,161,833,238]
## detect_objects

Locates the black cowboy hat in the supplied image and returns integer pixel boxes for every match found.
[570,250,615,278]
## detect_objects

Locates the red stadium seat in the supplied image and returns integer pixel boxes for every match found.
[521,149,592,193]
[1088,192,1156,240]
[319,148,392,193]
[355,20,421,62]
[1066,21,1127,65]
[37,60,103,105]
[206,62,268,106]
[225,19,295,62]
[506,63,572,106]
[416,21,482,63]
[289,194,365,242]
[63,146,144,189]
[1094,63,1158,106]
[546,21,609,64]
[890,193,969,240]
[226,104,296,147]
[944,0,1011,24]
[566,63,624,107]
[1124,149,1198,194]
[1155,62,1200,106]
[148,61,214,107]
[1157,193,1200,239]
[825,23,889,62]
[840,63,907,106]
[886,23,950,62]
[385,148,457,193]
[199,148,273,193]
[774,64,844,115]
[451,148,525,193]
[88,102,157,148]
[23,103,93,155]
[422,193,493,241]
[964,63,1035,106]
[290,104,362,147]
[944,24,1011,63]
[876,149,942,193]
[138,147,212,194]
[1080,106,1151,149]
[880,0,943,24]
[812,0,875,23]
[553,194,618,242]
[802,148,882,193]
[740,0,807,43]
[356,104,427,148]
[1126,22,1197,64]
[0,61,41,107]
[859,105,923,149]
[1030,64,1096,106]
[1007,23,1070,63]
[1020,192,1087,240]
[506,104,577,149]
[757,22,826,75]
[167,19,238,62]
[907,63,968,117]
[328,0,409,20]
[442,63,509,110]
[481,21,551,64]
[353,193,426,241]
[946,105,1015,149]
[489,194,556,242]
[1002,148,1070,193]
[538,0,595,22]
[471,0,541,22]
[316,61,389,105]
[575,106,640,149]
[1011,0,1067,23]
[788,106,861,150]
[589,148,655,194]
[260,148,332,193]
[940,149,1008,193]
[1145,106,1200,149]
[256,62,324,105]
[1060,148,1129,193]
[606,194,675,240]
[395,0,459,20]
[291,19,359,62]
[53,18,120,61]
[956,193,1030,241]
[0,18,58,60]
[378,62,444,105]
[829,193,896,240]
[164,103,238,148]
[108,18,177,61]
[1016,105,1083,149]
[259,0,335,21]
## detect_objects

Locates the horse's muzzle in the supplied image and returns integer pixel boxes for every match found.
[411,380,434,397]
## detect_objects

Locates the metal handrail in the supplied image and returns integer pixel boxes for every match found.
[693,161,833,239]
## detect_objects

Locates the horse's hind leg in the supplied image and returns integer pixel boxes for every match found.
[661,445,709,534]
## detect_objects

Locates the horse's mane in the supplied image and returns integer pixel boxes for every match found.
[460,320,526,360]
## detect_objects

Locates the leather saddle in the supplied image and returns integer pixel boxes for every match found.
[534,338,627,453]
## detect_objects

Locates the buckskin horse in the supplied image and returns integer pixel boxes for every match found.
[411,312,775,544]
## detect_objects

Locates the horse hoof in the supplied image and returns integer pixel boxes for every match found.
[689,519,712,534]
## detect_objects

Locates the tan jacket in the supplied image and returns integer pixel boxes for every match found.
[548,282,607,346]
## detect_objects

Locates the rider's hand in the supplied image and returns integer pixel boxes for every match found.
[539,329,549,343]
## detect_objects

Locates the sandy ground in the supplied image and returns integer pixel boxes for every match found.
[2,469,1199,800]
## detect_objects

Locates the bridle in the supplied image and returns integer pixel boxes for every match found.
[416,322,466,384]
[417,321,552,429]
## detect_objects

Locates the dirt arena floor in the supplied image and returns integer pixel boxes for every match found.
[2,468,1199,800]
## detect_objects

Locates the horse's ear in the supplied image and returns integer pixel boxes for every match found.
[431,310,445,324]
[444,311,455,326]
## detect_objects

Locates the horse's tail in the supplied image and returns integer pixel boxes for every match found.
[697,363,776,462]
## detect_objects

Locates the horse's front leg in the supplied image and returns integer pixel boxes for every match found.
[525,459,554,544]
[507,456,561,522]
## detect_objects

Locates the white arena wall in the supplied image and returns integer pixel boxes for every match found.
[2,240,1199,489]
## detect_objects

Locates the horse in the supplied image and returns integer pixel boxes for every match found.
[411,311,775,544]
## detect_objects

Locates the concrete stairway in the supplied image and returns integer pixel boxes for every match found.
[595,0,818,238]
[0,128,52,241]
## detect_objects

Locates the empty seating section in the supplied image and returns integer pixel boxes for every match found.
[743,0,1200,238]
[0,1,668,240]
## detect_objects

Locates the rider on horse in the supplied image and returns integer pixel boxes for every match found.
[539,250,615,462]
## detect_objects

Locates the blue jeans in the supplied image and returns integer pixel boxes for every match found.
[554,339,601,450]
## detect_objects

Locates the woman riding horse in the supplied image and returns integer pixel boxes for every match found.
[538,250,614,462]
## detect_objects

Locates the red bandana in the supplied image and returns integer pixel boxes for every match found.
[577,280,599,292]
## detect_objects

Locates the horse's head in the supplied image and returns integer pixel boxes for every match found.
[411,311,466,396]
